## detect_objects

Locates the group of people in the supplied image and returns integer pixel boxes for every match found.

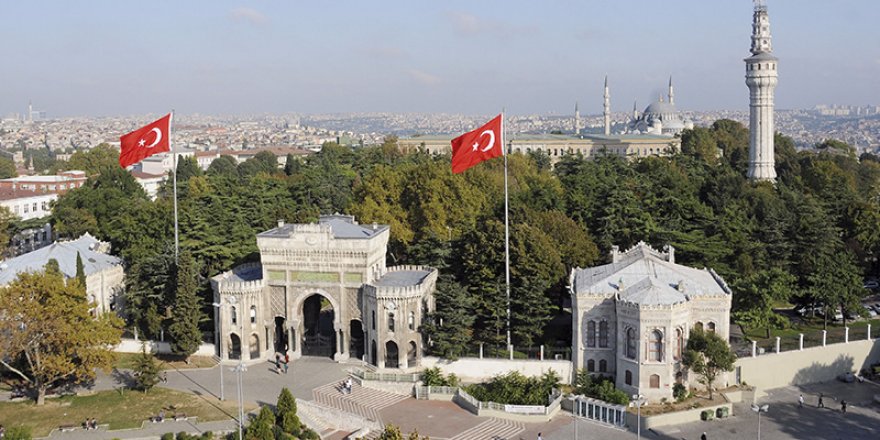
[81,418,99,430]
[798,393,847,413]
[151,410,166,423]
[274,353,290,374]
[341,377,353,394]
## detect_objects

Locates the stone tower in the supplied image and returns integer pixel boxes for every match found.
[745,0,778,181]
[668,76,674,105]
[603,76,611,136]
[574,102,581,135]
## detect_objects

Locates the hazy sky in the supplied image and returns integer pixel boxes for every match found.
[1,0,878,117]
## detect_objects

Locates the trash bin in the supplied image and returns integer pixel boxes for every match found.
[701,409,715,421]
[716,407,730,418]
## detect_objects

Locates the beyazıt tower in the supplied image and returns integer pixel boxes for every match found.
[745,0,778,181]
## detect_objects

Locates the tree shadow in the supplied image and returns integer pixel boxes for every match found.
[768,399,880,439]
[110,367,137,388]
[792,354,855,385]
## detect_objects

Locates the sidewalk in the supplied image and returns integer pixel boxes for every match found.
[45,419,238,440]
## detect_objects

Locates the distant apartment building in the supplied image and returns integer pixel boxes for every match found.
[0,170,87,194]
[130,170,166,200]
[193,147,312,170]
[0,187,58,221]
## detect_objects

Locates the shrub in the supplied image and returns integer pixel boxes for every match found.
[5,426,32,440]
[573,370,628,405]
[673,383,688,402]
[298,428,319,440]
[161,433,174,440]
[465,370,559,406]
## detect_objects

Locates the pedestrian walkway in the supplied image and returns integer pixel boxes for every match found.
[449,417,524,440]
[45,419,237,440]
[312,381,409,424]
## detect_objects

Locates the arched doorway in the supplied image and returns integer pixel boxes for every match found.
[350,320,365,360]
[274,316,288,354]
[370,340,377,366]
[229,333,241,360]
[407,341,417,367]
[249,333,260,359]
[302,294,336,357]
[385,341,399,368]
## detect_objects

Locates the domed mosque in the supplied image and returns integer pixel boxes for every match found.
[627,77,694,136]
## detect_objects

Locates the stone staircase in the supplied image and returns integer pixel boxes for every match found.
[312,381,409,425]
[449,417,525,440]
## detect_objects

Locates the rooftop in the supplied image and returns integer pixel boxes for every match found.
[373,269,432,287]
[0,233,122,285]
[258,214,388,240]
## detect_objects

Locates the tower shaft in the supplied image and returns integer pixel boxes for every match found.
[603,76,611,136]
[745,1,777,181]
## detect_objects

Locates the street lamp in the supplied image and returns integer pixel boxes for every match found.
[751,403,769,440]
[630,394,647,440]
[225,295,246,440]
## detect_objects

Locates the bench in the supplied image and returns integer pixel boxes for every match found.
[58,425,77,432]
[173,412,187,421]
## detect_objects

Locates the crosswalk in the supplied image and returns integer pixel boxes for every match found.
[312,381,409,425]
[449,417,525,440]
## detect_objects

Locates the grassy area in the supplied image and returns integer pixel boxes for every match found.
[114,353,217,371]
[743,318,880,352]
[0,387,254,437]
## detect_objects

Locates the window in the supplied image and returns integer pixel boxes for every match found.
[586,321,596,347]
[694,322,703,332]
[625,328,636,359]
[707,322,716,333]
[231,306,237,325]
[408,311,415,331]
[599,359,607,373]
[625,370,632,386]
[650,374,660,389]
[388,313,395,332]
[649,330,663,362]
[32,203,37,211]
[587,359,595,372]
[372,311,376,330]
[674,328,683,361]
[599,321,609,348]
[23,204,28,213]
[250,305,256,324]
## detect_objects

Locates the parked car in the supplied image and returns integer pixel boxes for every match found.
[864,280,879,290]
[837,372,856,383]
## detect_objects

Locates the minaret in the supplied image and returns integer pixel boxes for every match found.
[745,0,778,181]
[632,100,638,119]
[603,76,611,135]
[574,102,581,135]
[28,101,33,123]
[668,76,675,105]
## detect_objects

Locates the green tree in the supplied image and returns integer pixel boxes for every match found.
[207,155,238,176]
[732,268,795,338]
[132,344,161,392]
[75,251,87,287]
[421,276,475,360]
[62,143,119,174]
[283,153,300,176]
[806,250,865,329]
[0,269,123,404]
[245,406,275,440]
[168,250,204,359]
[681,329,736,400]
[0,156,17,178]
[377,424,404,440]
[276,387,300,434]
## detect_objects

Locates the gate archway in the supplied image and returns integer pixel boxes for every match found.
[385,341,399,368]
[249,333,260,359]
[274,316,288,354]
[302,294,336,357]
[350,320,365,360]
[229,333,241,360]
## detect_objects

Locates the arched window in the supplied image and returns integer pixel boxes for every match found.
[694,322,704,332]
[625,370,632,385]
[650,374,660,388]
[388,313,395,332]
[649,330,663,362]
[408,311,415,331]
[372,311,376,330]
[707,322,716,333]
[599,321,609,348]
[231,306,237,325]
[586,321,596,347]
[674,328,683,361]
[675,371,683,384]
[625,328,636,359]
[249,305,257,324]
[587,359,595,372]
[599,359,607,373]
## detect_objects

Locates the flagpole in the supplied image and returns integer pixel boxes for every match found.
[171,110,179,262]
[502,111,511,350]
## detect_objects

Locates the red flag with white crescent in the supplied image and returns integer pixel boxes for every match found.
[451,114,503,174]
[119,113,172,168]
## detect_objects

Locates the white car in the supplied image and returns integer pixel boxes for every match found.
[865,280,879,289]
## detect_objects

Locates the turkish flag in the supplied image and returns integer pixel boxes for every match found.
[119,113,172,168]
[451,114,504,174]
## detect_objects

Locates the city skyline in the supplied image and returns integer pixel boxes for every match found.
[1,0,878,117]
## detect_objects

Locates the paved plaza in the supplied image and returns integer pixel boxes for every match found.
[12,357,880,440]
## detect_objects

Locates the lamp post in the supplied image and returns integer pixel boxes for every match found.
[751,403,769,440]
[631,394,647,440]
[211,302,226,401]
[226,295,246,440]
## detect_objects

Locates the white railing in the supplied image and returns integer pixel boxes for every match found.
[421,385,561,417]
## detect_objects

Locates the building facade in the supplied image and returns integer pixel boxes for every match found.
[745,1,778,181]
[211,215,436,369]
[570,242,732,402]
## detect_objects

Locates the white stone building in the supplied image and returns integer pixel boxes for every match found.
[0,233,125,316]
[570,242,732,402]
[745,1,778,181]
[211,215,436,368]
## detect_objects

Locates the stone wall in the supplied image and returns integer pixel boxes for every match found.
[421,356,573,384]
[734,338,880,391]
[115,338,215,357]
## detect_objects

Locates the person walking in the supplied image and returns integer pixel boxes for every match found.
[701,433,707,440]
[274,354,281,374]
[283,359,289,374]
[841,400,847,414]
[536,433,543,440]
[817,393,824,408]
[161,372,168,383]
[798,394,804,408]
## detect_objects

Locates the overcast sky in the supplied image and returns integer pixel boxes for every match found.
[1,0,878,118]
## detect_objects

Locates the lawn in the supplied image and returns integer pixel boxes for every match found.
[743,317,880,352]
[114,353,218,371]
[0,387,254,437]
